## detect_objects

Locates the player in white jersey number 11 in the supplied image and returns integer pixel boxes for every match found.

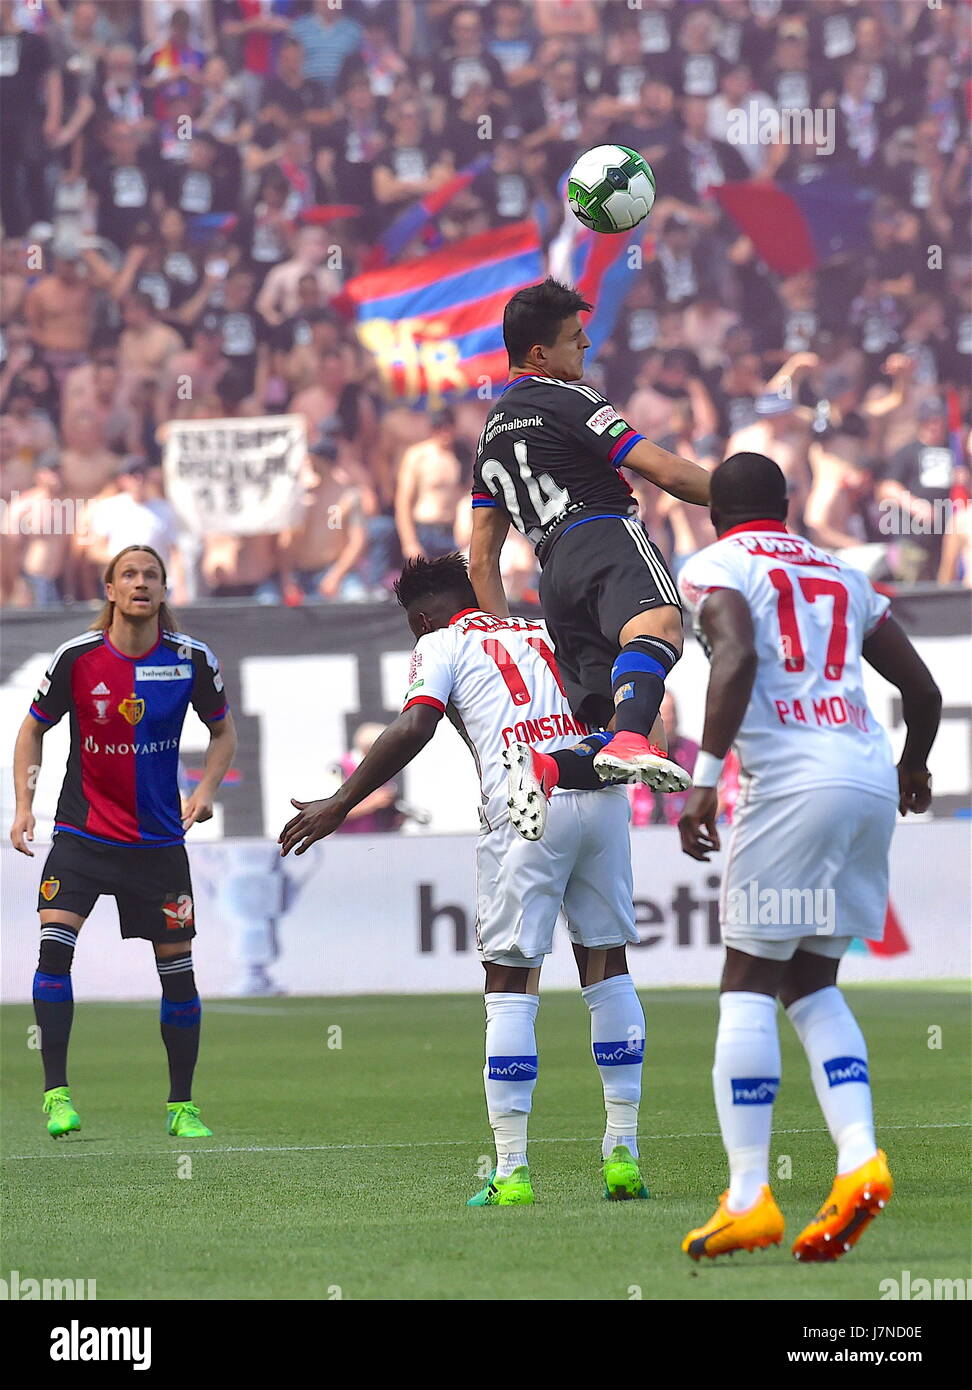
[279,554,653,1207]
[674,452,941,1264]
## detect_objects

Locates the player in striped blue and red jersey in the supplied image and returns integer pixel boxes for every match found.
[10,545,237,1140]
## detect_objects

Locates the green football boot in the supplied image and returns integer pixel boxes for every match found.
[602,1145,649,1201]
[467,1166,534,1206]
[166,1102,213,1138]
[43,1086,81,1139]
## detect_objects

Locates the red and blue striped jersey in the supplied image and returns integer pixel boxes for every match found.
[29,627,229,847]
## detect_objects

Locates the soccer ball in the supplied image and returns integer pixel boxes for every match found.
[566,145,656,234]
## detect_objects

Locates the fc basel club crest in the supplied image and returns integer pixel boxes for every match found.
[40,878,60,901]
[118,693,145,726]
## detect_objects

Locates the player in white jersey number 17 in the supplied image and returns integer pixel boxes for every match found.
[675,452,941,1263]
[279,555,652,1206]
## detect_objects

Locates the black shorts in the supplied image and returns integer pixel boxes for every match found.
[37,832,196,942]
[539,515,682,728]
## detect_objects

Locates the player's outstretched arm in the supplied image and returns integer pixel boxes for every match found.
[10,715,48,856]
[623,437,711,506]
[862,616,942,816]
[679,590,757,862]
[468,504,511,618]
[278,704,442,856]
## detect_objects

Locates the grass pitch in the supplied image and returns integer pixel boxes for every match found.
[2,987,969,1301]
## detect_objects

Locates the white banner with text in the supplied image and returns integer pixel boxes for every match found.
[2,821,967,1001]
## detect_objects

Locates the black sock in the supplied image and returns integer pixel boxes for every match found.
[34,926,78,1091]
[157,954,200,1104]
[611,637,680,737]
[550,733,613,789]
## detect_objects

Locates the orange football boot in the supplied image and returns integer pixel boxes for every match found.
[682,1185,785,1260]
[792,1149,893,1262]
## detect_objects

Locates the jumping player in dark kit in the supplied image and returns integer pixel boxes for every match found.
[468,278,711,837]
[10,544,237,1140]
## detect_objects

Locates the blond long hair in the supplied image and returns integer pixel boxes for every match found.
[89,545,180,634]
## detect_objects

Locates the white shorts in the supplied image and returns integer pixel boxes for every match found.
[475,787,637,969]
[720,785,896,962]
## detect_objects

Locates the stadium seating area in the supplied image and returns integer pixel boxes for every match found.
[1,0,970,607]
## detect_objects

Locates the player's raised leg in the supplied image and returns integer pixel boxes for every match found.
[682,949,786,1259]
[468,962,538,1207]
[35,909,85,1138]
[782,949,892,1262]
[594,606,693,792]
[505,717,667,844]
[574,946,648,1200]
[155,941,211,1137]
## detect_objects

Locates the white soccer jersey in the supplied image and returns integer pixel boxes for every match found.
[401,608,593,831]
[678,522,898,804]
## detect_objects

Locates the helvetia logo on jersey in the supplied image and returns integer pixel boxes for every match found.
[136,664,192,681]
[731,1077,780,1105]
[118,694,145,726]
[40,878,60,901]
[487,1056,538,1080]
[586,405,621,435]
[824,1056,869,1087]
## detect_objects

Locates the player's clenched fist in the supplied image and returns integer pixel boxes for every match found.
[897,764,932,816]
[278,797,347,856]
[678,787,720,862]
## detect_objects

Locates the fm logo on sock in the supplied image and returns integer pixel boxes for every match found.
[824,1056,869,1086]
[593,1040,645,1065]
[487,1056,538,1080]
[731,1077,779,1104]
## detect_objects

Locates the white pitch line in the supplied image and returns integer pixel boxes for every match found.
[5,1121,969,1161]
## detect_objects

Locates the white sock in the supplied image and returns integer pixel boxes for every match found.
[484,993,539,1175]
[786,986,877,1174]
[712,991,780,1211]
[582,974,645,1161]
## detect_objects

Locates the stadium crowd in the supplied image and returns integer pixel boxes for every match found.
[1,0,970,608]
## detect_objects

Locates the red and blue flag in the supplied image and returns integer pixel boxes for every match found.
[712,174,875,276]
[343,218,544,405]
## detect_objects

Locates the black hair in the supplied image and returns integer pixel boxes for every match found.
[503,277,591,365]
[710,452,788,522]
[394,553,477,613]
